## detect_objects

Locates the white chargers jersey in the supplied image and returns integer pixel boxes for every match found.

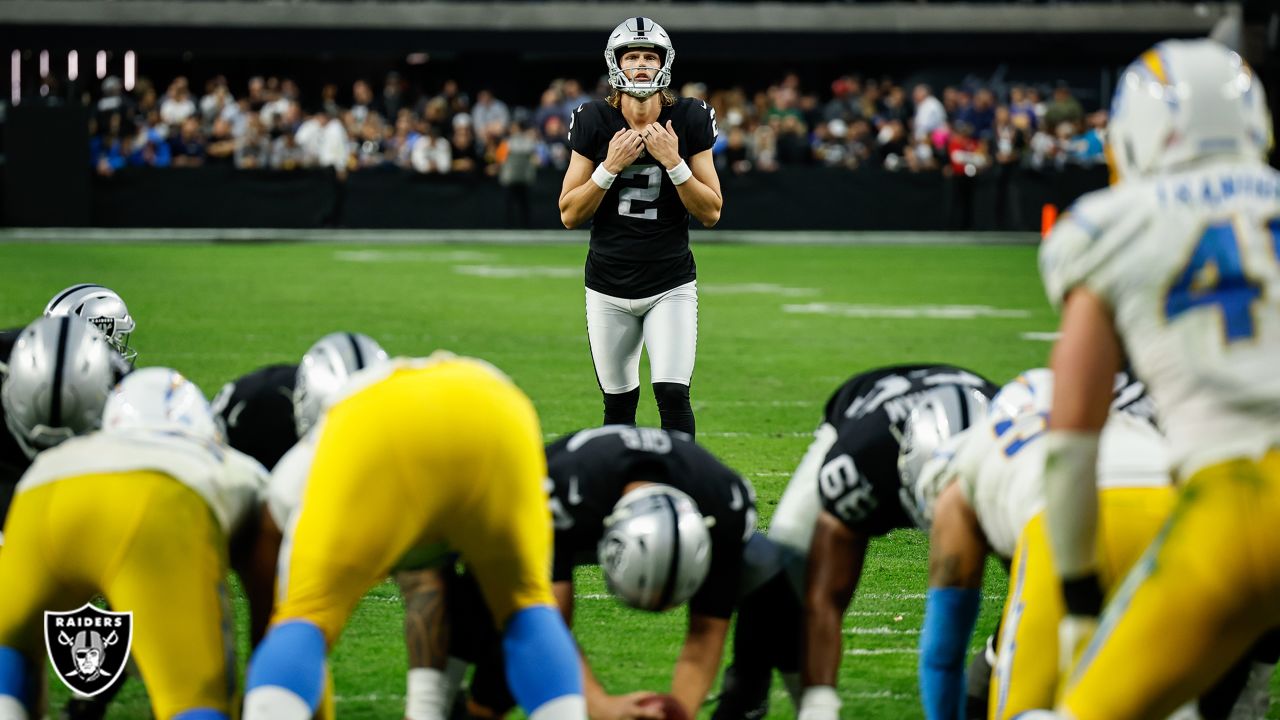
[18,430,267,537]
[956,410,1170,559]
[1040,161,1280,476]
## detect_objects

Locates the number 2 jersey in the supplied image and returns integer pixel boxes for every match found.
[818,365,998,536]
[546,426,755,619]
[1040,161,1280,476]
[568,98,718,299]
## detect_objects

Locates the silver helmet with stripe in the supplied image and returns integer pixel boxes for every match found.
[605,17,675,99]
[598,484,712,612]
[44,284,137,365]
[2,316,127,458]
[292,332,389,437]
[897,385,991,527]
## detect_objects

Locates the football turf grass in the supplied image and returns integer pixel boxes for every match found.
[0,239,1108,718]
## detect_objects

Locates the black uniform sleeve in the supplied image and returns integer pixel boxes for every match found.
[567,102,601,159]
[687,470,754,619]
[682,100,718,156]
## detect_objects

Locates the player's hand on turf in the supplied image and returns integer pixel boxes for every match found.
[594,691,665,720]
[640,121,682,171]
[604,129,645,174]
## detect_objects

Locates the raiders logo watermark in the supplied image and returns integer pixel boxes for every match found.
[44,604,133,697]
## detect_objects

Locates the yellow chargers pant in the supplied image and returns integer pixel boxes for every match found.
[273,357,555,646]
[0,471,234,720]
[1058,451,1280,720]
[990,486,1176,720]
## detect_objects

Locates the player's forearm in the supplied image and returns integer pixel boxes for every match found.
[669,614,728,715]
[674,180,721,227]
[559,183,608,229]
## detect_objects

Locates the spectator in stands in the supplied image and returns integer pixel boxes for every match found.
[497,119,539,227]
[968,88,996,140]
[775,113,811,165]
[721,125,752,175]
[751,123,780,172]
[532,87,564,138]
[472,89,510,136]
[206,117,237,166]
[449,114,481,174]
[386,109,422,168]
[353,113,388,169]
[558,78,591,121]
[813,119,851,168]
[236,113,271,170]
[169,117,207,167]
[1008,84,1038,132]
[1064,110,1107,165]
[876,119,909,170]
[200,76,233,127]
[823,75,862,124]
[876,84,909,128]
[319,83,342,118]
[160,77,197,128]
[126,117,171,169]
[992,105,1028,229]
[296,110,351,178]
[351,79,380,125]
[270,126,305,170]
[246,76,267,113]
[96,76,130,126]
[912,84,946,141]
[538,114,570,170]
[421,79,468,128]
[378,71,406,121]
[411,122,451,174]
[1043,82,1083,133]
[946,121,986,229]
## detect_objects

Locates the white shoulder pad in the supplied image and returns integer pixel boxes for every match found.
[267,431,317,530]
[220,447,269,535]
[1039,182,1151,310]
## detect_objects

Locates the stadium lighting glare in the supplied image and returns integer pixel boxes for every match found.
[124,51,135,90]
[39,50,48,78]
[96,50,106,79]
[10,50,19,105]
[406,52,429,65]
[68,50,79,81]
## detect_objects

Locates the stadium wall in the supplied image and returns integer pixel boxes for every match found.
[69,165,1107,232]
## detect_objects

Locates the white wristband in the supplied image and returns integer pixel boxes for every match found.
[798,686,841,720]
[406,667,449,720]
[666,159,693,185]
[591,164,617,190]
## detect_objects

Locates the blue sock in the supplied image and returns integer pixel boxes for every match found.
[502,605,583,714]
[0,646,29,705]
[172,710,229,720]
[919,587,981,720]
[245,620,327,711]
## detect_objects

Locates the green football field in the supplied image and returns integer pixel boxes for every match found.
[0,238,1080,719]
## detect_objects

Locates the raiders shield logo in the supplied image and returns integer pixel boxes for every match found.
[44,604,133,697]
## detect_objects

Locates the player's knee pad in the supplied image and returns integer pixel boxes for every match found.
[602,388,640,426]
[245,621,326,716]
[652,382,694,437]
[501,606,582,714]
[0,647,29,705]
[172,710,229,720]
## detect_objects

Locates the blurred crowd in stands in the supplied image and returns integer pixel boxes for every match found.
[87,69,1109,182]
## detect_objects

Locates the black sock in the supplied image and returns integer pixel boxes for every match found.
[602,388,640,426]
[653,381,694,438]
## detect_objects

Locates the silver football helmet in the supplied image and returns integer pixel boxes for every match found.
[293,332,389,437]
[2,316,126,458]
[102,367,218,444]
[598,484,712,612]
[605,17,675,99]
[43,284,137,364]
[897,385,991,527]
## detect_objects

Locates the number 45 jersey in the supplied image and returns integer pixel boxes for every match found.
[1040,161,1280,476]
[568,98,718,299]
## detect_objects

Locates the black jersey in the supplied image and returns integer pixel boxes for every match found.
[817,365,997,536]
[568,97,718,299]
[0,327,29,522]
[210,364,298,471]
[546,426,754,618]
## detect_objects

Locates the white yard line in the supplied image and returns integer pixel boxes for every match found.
[784,303,1032,320]
[700,283,820,297]
[453,264,579,278]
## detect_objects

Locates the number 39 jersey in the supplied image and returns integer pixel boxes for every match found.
[818,365,997,536]
[568,98,718,299]
[1040,161,1280,476]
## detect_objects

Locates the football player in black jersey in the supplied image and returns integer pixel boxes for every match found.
[726,365,997,720]
[457,426,754,720]
[559,17,722,439]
